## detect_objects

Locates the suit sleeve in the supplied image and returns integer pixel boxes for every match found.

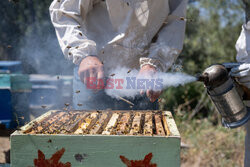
[139,0,188,72]
[236,22,250,63]
[49,0,100,65]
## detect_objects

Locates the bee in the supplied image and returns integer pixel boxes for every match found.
[41,105,47,109]
[79,32,83,36]
[57,0,60,2]
[65,103,70,107]
[77,103,83,106]
[75,90,80,93]
[110,73,115,77]
[77,25,81,28]
[57,76,60,79]
[19,116,24,120]
[9,0,19,3]
[69,52,72,56]
[66,46,71,49]
[180,17,194,22]
[75,46,79,49]
[127,69,131,73]
[7,45,12,48]
[180,17,186,21]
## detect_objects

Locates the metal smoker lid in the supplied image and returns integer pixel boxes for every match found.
[200,64,229,89]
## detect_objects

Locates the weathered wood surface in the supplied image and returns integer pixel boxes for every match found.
[89,113,110,135]
[129,112,142,135]
[163,111,180,136]
[102,113,119,135]
[74,112,98,134]
[116,112,131,135]
[155,114,165,136]
[11,134,180,167]
[21,110,180,137]
[143,112,153,136]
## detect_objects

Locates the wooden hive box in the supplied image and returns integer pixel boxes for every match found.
[11,110,180,167]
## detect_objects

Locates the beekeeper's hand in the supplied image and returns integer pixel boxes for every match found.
[138,65,162,102]
[231,63,250,89]
[78,56,104,87]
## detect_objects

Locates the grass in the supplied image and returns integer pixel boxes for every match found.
[177,118,245,167]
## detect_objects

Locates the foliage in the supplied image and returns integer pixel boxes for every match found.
[160,0,245,122]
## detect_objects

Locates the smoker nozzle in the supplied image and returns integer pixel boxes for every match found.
[196,73,209,84]
[196,64,229,88]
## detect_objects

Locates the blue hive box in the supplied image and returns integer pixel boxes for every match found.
[0,74,31,128]
[0,61,22,74]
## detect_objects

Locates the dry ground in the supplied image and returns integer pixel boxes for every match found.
[179,119,245,167]
[0,129,12,164]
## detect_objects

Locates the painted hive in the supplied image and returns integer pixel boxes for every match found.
[11,110,180,167]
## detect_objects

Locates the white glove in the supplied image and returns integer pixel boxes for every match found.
[231,63,250,88]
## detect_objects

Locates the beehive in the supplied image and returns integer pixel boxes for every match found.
[0,74,31,128]
[11,110,180,167]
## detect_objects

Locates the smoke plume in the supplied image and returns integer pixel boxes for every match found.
[105,67,197,99]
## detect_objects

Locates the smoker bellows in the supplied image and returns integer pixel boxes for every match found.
[11,110,180,167]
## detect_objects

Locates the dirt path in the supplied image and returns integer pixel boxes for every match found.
[0,129,12,164]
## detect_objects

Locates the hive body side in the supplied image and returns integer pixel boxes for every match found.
[11,134,180,167]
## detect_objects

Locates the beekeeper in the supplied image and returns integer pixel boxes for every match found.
[49,0,188,110]
[230,1,250,166]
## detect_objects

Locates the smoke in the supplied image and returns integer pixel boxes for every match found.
[16,24,74,118]
[19,24,73,75]
[104,67,197,99]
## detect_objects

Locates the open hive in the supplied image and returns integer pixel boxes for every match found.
[23,110,173,136]
[11,110,180,167]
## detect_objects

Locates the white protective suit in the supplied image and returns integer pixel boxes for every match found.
[235,21,250,167]
[49,0,188,72]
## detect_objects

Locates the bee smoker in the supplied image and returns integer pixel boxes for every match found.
[198,63,250,128]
